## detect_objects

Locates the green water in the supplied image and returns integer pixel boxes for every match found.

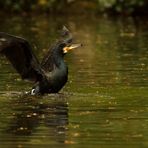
[0,14,148,148]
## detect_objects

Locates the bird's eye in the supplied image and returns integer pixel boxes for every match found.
[31,89,36,95]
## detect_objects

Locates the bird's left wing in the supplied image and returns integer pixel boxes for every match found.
[0,32,44,82]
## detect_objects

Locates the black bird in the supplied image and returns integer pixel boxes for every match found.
[0,27,81,95]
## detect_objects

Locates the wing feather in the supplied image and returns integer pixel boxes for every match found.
[0,32,44,82]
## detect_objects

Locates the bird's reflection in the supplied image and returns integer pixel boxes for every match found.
[7,93,69,143]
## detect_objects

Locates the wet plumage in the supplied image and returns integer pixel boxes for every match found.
[0,27,81,95]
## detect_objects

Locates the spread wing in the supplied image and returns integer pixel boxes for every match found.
[41,26,73,71]
[0,32,44,82]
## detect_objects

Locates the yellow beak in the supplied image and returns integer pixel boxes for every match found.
[63,43,82,53]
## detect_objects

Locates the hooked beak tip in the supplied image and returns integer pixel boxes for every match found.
[63,43,82,53]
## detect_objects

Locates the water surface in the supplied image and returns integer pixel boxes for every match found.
[0,14,148,148]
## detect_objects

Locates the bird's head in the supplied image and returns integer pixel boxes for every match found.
[55,26,82,56]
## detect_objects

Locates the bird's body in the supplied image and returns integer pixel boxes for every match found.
[0,27,81,95]
[32,42,69,94]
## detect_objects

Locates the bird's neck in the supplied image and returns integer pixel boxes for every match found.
[52,52,65,68]
[42,52,63,71]
[50,54,68,84]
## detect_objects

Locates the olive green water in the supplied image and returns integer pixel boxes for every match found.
[0,14,147,148]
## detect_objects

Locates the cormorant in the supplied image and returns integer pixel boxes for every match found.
[0,26,81,95]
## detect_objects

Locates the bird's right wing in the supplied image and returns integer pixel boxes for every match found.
[41,26,73,72]
[0,32,44,82]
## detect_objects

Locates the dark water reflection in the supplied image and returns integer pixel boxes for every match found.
[0,94,69,147]
[0,14,148,148]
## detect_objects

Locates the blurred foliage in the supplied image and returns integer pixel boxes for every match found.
[0,0,147,14]
[97,0,146,14]
[0,0,66,12]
